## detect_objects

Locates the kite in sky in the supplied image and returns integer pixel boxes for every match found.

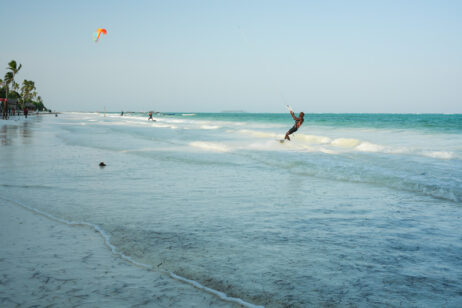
[94,28,107,42]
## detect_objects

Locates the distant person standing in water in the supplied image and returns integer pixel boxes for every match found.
[24,107,29,119]
[148,111,153,120]
[2,100,8,119]
[284,109,304,141]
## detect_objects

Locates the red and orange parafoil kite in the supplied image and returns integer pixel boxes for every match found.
[94,28,107,42]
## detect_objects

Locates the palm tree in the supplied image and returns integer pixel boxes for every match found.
[4,72,14,94]
[0,77,3,118]
[12,82,20,92]
[3,72,14,119]
[36,96,45,111]
[7,60,22,79]
[7,60,22,99]
[20,80,36,109]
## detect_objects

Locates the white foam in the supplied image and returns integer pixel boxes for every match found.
[200,125,220,130]
[169,272,264,308]
[331,138,361,148]
[61,113,461,162]
[189,141,230,152]
[355,142,385,153]
[161,118,186,124]
[318,147,339,155]
[151,123,178,129]
[421,151,455,160]
[234,129,459,161]
[237,129,281,139]
[245,140,292,152]
[294,134,332,145]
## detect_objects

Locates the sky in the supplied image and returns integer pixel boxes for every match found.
[1,0,461,113]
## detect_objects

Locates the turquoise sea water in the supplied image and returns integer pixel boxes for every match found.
[1,112,462,307]
[177,113,462,132]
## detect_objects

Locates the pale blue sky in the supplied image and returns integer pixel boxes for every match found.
[1,0,461,112]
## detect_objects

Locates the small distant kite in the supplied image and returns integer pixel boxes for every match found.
[94,28,107,42]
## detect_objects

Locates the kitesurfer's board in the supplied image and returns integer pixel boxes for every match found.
[278,139,286,143]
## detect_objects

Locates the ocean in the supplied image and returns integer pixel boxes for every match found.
[1,112,461,307]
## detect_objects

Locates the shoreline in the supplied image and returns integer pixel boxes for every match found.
[1,112,461,307]
[0,112,60,123]
[0,198,243,307]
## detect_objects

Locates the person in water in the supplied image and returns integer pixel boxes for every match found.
[148,111,153,120]
[285,110,304,141]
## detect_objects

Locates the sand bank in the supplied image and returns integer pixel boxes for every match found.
[0,200,238,307]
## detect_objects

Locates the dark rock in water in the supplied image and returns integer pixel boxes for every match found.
[99,162,106,167]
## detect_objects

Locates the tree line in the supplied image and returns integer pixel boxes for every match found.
[1,60,48,119]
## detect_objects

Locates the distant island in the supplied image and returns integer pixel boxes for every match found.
[1,60,49,119]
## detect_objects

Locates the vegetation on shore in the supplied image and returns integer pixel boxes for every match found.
[0,60,48,112]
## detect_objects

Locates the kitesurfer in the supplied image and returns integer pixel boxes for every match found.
[284,110,304,141]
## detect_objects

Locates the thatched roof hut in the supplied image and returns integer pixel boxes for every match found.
[24,102,36,110]
[5,98,18,110]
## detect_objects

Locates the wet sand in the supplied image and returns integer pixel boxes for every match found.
[0,200,237,307]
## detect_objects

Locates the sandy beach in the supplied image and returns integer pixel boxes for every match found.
[0,199,238,307]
